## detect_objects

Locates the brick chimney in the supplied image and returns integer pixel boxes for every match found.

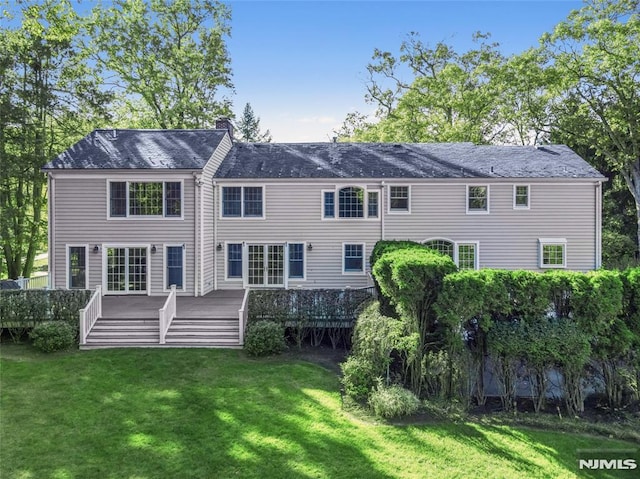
[215,118,234,141]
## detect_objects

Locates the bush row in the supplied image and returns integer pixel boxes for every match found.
[247,288,373,349]
[342,240,640,416]
[0,289,92,342]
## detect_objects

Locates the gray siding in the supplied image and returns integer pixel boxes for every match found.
[214,179,600,290]
[51,171,197,295]
[201,135,232,294]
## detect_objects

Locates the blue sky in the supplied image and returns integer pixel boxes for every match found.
[227,0,585,141]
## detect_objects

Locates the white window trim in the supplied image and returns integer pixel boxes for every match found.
[287,242,307,281]
[321,189,336,220]
[101,243,152,296]
[387,184,412,214]
[342,242,366,276]
[455,242,480,270]
[106,179,185,220]
[513,184,531,210]
[322,186,381,221]
[539,238,567,269]
[66,244,89,290]
[242,242,288,289]
[219,185,266,220]
[163,244,186,292]
[466,184,490,214]
[423,238,480,271]
[224,242,244,281]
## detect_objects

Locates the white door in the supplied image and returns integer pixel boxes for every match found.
[245,244,285,287]
[105,246,148,294]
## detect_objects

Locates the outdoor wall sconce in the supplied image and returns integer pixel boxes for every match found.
[93,245,100,253]
[307,243,313,251]
[151,245,157,254]
[216,243,223,251]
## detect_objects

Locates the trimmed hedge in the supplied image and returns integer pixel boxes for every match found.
[0,289,92,342]
[244,321,286,357]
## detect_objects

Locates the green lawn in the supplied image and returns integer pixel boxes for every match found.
[0,345,636,479]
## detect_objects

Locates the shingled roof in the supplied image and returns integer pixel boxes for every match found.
[214,142,604,179]
[43,129,227,169]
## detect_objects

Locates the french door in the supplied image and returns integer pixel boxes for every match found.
[105,246,148,294]
[245,244,285,287]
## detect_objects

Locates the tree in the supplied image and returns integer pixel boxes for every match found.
[540,0,640,250]
[89,0,233,129]
[0,0,110,279]
[337,33,507,143]
[235,103,272,142]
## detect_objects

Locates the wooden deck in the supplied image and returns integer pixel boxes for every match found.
[101,290,245,319]
[83,290,246,349]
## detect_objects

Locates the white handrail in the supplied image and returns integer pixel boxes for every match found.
[79,285,102,345]
[159,285,177,344]
[238,288,250,346]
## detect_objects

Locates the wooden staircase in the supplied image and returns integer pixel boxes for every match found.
[82,317,240,349]
[80,290,246,350]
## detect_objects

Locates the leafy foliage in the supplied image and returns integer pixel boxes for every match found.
[368,381,421,419]
[89,0,233,128]
[340,356,380,402]
[244,321,286,357]
[29,321,76,353]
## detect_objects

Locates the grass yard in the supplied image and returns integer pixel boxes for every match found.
[0,345,637,479]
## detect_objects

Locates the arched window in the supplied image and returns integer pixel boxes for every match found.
[338,187,364,218]
[423,239,454,259]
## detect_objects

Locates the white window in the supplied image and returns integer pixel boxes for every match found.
[108,181,182,218]
[539,239,567,268]
[423,239,479,270]
[164,245,185,291]
[514,185,530,209]
[226,243,243,280]
[288,243,305,279]
[466,185,489,214]
[343,243,365,274]
[221,186,264,218]
[67,245,88,289]
[389,186,410,213]
[322,187,379,219]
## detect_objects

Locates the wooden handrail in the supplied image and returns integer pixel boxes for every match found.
[79,285,102,345]
[238,288,250,346]
[159,285,177,344]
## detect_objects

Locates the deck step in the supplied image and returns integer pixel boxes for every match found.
[84,317,241,349]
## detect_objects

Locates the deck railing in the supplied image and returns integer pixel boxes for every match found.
[159,285,177,344]
[79,285,102,345]
[238,288,250,345]
[16,274,50,290]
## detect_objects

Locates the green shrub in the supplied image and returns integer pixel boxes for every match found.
[244,320,286,357]
[29,321,76,353]
[368,382,421,419]
[340,356,379,402]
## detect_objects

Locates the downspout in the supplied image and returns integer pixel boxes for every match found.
[48,173,54,289]
[380,181,386,241]
[595,181,602,269]
[200,175,204,294]
[213,180,218,291]
[193,173,201,296]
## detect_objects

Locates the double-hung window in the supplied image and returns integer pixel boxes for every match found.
[288,243,305,279]
[222,186,264,218]
[343,243,365,274]
[389,186,410,212]
[227,244,243,279]
[467,185,489,213]
[514,185,530,209]
[109,181,182,218]
[424,239,479,270]
[67,245,87,289]
[339,187,364,218]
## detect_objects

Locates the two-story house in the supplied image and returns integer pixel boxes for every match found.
[43,121,604,299]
